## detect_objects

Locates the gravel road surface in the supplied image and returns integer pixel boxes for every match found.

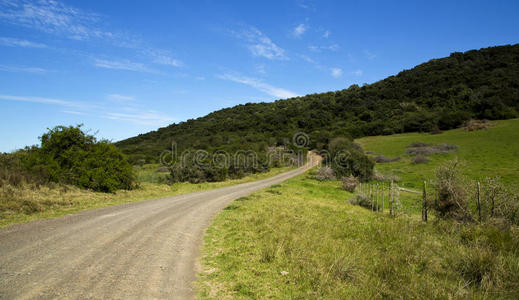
[0,162,315,299]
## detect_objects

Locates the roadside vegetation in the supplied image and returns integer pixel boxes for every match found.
[198,119,519,298]
[0,125,296,228]
[1,125,135,193]
[198,170,519,299]
[0,164,294,228]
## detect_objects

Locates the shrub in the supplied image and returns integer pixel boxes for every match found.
[481,177,519,225]
[374,154,400,163]
[411,155,429,164]
[432,160,471,220]
[349,194,372,209]
[405,142,457,156]
[464,119,492,131]
[455,246,497,287]
[341,176,358,192]
[18,125,136,193]
[156,166,169,173]
[327,137,374,182]
[372,170,401,182]
[316,166,336,181]
[408,142,430,148]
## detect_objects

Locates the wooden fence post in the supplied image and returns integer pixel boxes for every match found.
[389,180,394,216]
[381,183,384,213]
[375,183,378,212]
[369,184,375,211]
[422,181,427,222]
[477,181,481,222]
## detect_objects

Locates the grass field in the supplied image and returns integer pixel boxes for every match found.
[356,118,519,188]
[198,171,519,299]
[198,119,519,298]
[0,166,294,228]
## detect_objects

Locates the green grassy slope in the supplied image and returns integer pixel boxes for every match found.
[198,172,519,298]
[356,118,519,188]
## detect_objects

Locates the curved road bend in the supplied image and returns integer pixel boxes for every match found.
[0,160,317,299]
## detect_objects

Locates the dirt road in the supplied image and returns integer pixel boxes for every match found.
[0,162,316,299]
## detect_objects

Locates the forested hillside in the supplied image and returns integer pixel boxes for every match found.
[116,44,519,163]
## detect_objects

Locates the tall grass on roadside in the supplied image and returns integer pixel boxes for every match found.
[198,172,519,299]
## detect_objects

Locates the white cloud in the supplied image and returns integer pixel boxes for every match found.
[0,65,48,74]
[107,94,135,103]
[146,49,183,67]
[308,44,339,52]
[323,30,330,38]
[0,93,174,126]
[331,68,343,78]
[232,27,287,60]
[62,110,86,115]
[0,94,91,109]
[94,59,158,73]
[293,24,307,37]
[0,37,47,48]
[0,1,183,68]
[0,0,113,41]
[352,69,363,76]
[104,111,174,126]
[153,55,183,67]
[218,73,298,99]
[255,64,267,75]
[299,54,316,64]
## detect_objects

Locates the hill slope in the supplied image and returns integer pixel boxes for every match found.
[357,118,519,187]
[117,44,519,163]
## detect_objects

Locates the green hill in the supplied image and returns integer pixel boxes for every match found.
[117,44,519,163]
[357,118,519,187]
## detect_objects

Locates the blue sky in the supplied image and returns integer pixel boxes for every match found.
[1,0,518,152]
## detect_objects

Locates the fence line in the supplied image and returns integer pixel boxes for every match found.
[355,180,486,223]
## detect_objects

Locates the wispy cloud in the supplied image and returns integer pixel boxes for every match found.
[0,0,114,41]
[231,26,287,60]
[0,64,48,74]
[152,55,183,67]
[0,1,183,71]
[331,68,343,78]
[352,69,363,76]
[293,24,308,37]
[255,64,267,75]
[62,110,86,115]
[299,54,345,79]
[104,111,174,126]
[308,44,339,52]
[107,94,135,103]
[94,58,159,73]
[0,94,91,109]
[323,30,330,38]
[299,54,316,64]
[0,36,47,48]
[218,73,298,99]
[146,49,183,67]
[1,93,174,126]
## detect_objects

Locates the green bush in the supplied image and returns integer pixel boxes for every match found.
[327,137,374,182]
[432,160,471,220]
[17,125,136,193]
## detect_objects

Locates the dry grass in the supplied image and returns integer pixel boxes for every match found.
[0,166,294,228]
